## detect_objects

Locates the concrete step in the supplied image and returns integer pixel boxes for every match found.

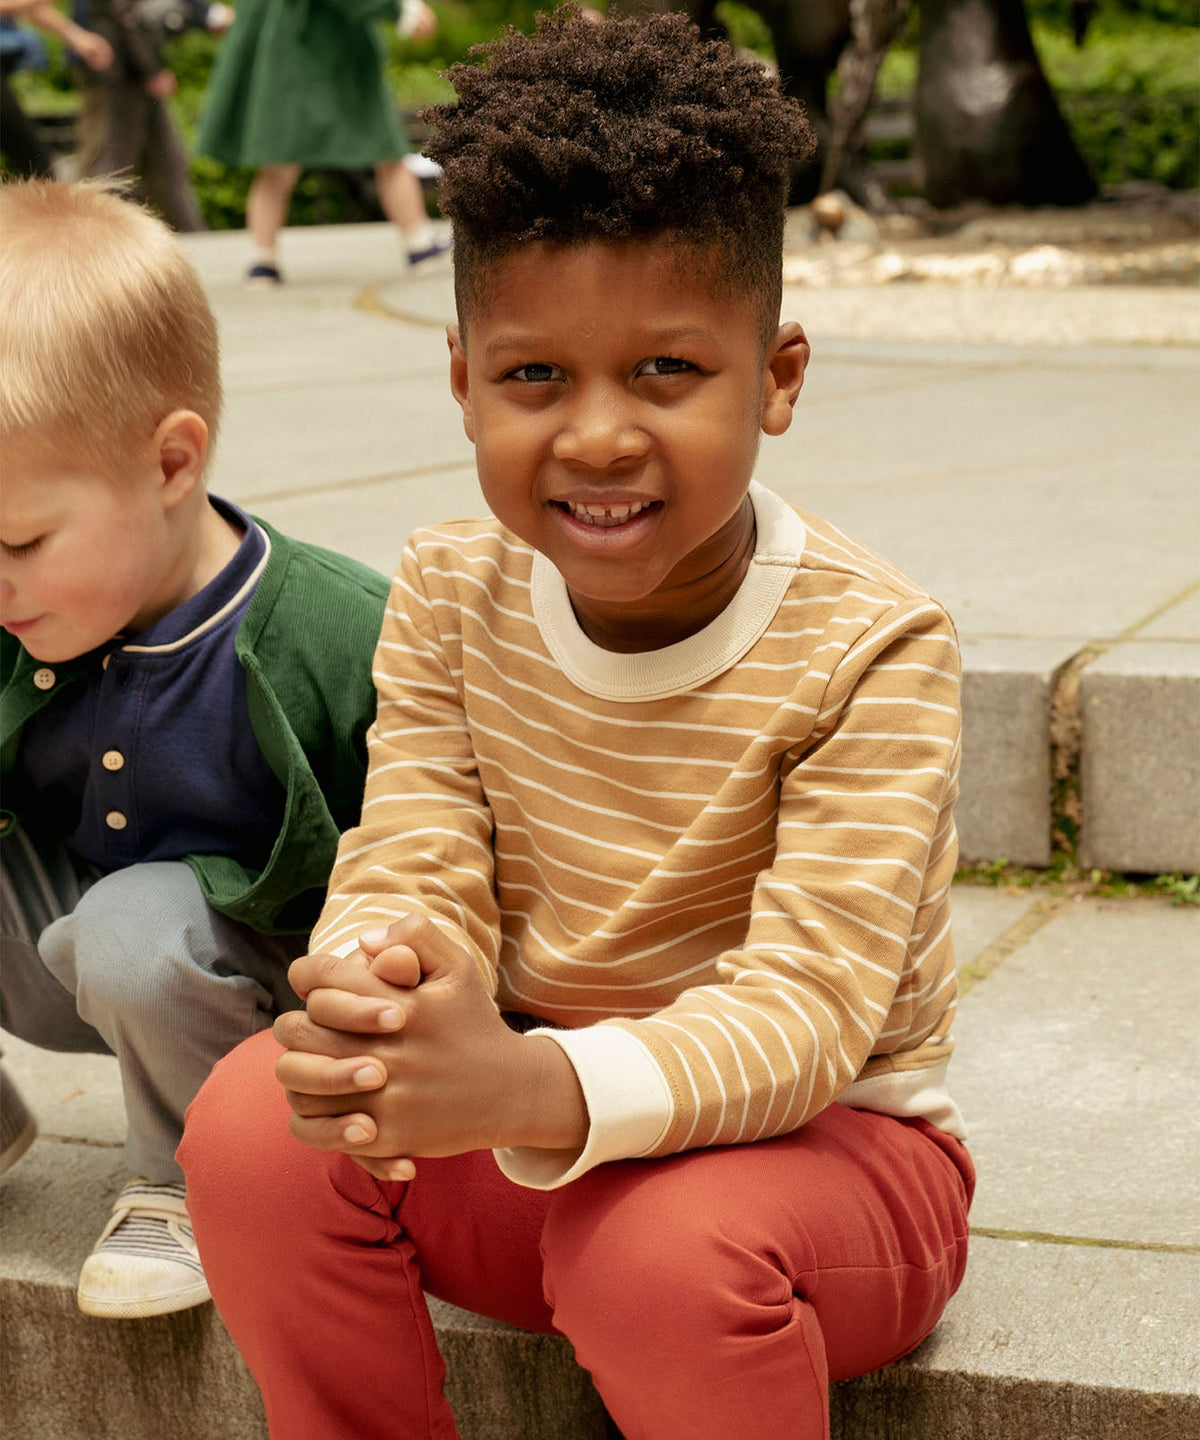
[2,890,1197,1439]
[955,625,1200,873]
[0,1143,611,1440]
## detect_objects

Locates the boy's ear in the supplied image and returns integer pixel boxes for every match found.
[761,323,810,437]
[153,410,209,505]
[447,324,476,444]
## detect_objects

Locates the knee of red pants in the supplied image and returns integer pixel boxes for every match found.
[179,1029,312,1272]
[541,1113,973,1389]
[179,1026,285,1158]
[179,1029,406,1259]
[179,1032,460,1440]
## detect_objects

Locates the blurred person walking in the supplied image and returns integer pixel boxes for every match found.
[196,0,448,284]
[1,0,111,177]
[71,0,229,230]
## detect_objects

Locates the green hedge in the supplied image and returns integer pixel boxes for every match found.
[1061,92,1199,187]
[7,0,1199,221]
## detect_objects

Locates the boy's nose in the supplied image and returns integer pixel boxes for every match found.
[552,387,650,469]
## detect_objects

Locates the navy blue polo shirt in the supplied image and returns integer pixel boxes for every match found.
[20,497,287,872]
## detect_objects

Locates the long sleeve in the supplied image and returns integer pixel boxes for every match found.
[309,536,501,987]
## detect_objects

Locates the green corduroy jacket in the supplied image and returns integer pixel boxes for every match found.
[0,519,389,935]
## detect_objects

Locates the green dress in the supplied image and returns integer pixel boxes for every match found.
[197,0,408,169]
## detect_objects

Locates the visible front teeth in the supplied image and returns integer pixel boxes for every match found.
[567,501,648,527]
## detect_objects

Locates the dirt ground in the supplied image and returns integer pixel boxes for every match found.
[784,183,1200,286]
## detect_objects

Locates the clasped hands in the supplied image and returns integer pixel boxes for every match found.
[273,914,588,1183]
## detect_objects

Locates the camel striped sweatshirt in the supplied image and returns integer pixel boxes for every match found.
[311,483,966,1189]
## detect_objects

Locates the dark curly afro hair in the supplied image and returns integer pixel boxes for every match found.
[421,7,815,341]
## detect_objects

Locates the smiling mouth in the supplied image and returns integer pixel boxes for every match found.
[554,500,661,529]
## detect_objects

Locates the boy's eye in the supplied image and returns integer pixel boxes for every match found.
[509,363,561,384]
[1,538,43,560]
[637,356,695,378]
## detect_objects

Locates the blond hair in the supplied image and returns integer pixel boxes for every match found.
[0,178,221,472]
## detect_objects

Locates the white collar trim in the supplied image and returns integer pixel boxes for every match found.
[120,526,272,656]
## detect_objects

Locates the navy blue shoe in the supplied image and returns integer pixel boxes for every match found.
[407,237,453,269]
[245,261,283,286]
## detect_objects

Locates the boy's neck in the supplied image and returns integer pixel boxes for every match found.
[192,497,245,593]
[126,495,244,639]
[568,503,757,653]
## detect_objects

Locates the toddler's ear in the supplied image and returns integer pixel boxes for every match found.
[447,324,476,443]
[761,323,809,437]
[154,410,209,502]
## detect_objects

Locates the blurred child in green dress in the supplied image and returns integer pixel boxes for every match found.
[197,0,448,282]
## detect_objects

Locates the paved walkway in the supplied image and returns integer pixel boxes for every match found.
[181,222,1200,643]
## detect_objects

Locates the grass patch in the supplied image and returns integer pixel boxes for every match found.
[955,858,1200,905]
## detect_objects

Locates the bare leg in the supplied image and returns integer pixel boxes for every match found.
[374,158,450,267]
[373,157,427,236]
[246,164,302,258]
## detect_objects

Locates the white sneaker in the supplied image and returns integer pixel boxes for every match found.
[0,1066,36,1176]
[77,1178,211,1318]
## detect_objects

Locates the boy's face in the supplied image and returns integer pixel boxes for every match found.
[0,438,188,663]
[449,240,808,650]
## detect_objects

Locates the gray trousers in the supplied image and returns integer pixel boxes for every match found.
[79,83,204,234]
[0,827,306,1182]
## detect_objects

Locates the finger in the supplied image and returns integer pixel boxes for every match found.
[302,987,406,1034]
[356,920,414,957]
[367,944,421,989]
[355,1154,416,1183]
[369,913,463,982]
[288,949,402,1005]
[285,1089,379,1119]
[276,1050,386,1098]
[288,1110,381,1153]
[273,1009,393,1057]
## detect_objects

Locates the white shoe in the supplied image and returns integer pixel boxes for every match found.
[77,1178,211,1318]
[0,1066,36,1176]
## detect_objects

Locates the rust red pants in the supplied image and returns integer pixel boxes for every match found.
[180,1030,973,1440]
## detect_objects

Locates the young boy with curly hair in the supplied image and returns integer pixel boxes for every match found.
[180,12,974,1435]
[0,179,388,1319]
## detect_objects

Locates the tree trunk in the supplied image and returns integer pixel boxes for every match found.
[822,0,913,202]
[916,0,1096,207]
[753,0,850,202]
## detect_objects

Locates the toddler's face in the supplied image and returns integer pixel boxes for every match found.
[0,439,182,663]
[448,239,807,651]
